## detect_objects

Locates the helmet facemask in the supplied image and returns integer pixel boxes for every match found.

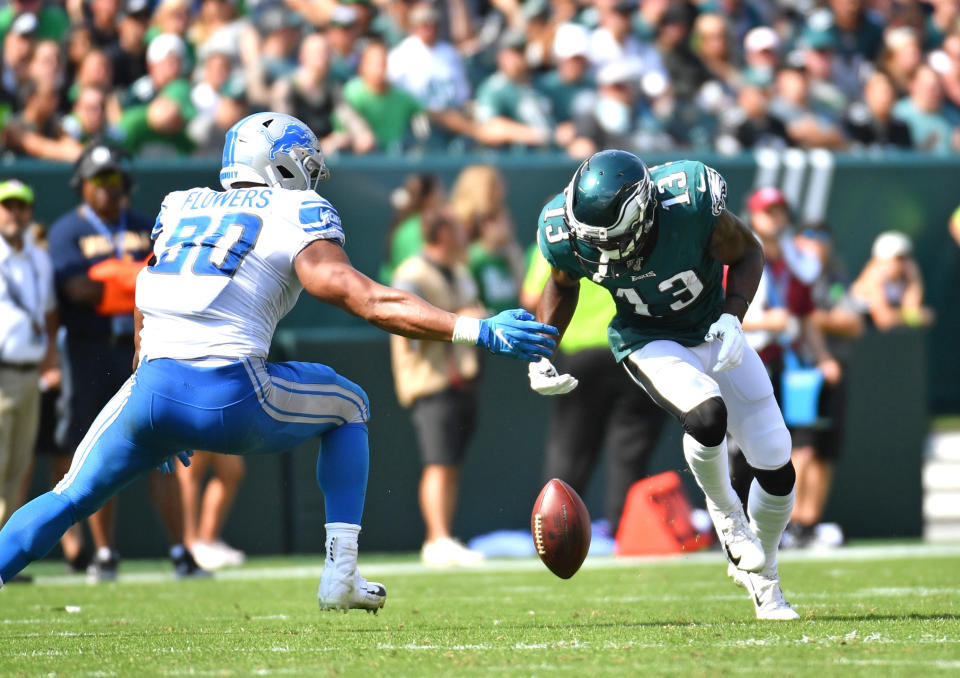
[265,144,329,191]
[295,145,330,191]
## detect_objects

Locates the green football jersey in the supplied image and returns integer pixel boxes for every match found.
[536,159,727,361]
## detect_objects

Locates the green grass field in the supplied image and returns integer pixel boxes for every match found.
[3,543,959,677]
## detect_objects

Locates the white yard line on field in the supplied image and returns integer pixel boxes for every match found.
[25,542,960,587]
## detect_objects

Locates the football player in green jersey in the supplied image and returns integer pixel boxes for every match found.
[529,150,799,620]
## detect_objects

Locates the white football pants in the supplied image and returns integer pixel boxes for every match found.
[623,339,791,471]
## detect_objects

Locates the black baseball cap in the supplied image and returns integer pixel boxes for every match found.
[75,143,131,183]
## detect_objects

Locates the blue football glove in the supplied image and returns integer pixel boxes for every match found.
[157,450,194,475]
[477,309,558,362]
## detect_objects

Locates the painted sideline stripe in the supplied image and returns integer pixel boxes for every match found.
[26,542,960,587]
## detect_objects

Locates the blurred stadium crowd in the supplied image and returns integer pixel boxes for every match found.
[2,0,960,161]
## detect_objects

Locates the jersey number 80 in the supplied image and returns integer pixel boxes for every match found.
[151,213,263,278]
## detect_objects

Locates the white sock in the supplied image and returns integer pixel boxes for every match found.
[747,479,794,569]
[682,434,739,515]
[324,522,361,565]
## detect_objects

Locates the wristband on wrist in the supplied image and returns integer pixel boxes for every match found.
[452,316,481,345]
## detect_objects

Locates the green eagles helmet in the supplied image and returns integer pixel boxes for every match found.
[563,149,656,274]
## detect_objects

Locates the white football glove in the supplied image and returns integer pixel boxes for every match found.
[704,313,745,373]
[528,357,579,396]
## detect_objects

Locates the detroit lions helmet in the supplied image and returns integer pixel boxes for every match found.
[220,112,330,191]
[563,150,656,272]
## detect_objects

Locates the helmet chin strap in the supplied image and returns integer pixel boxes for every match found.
[263,165,282,187]
[592,251,612,283]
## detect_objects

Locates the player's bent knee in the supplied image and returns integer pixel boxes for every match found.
[752,461,796,497]
[743,424,792,471]
[680,396,727,447]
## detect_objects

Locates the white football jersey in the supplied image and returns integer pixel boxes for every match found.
[136,185,344,360]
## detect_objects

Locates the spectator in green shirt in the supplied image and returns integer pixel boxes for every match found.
[473,29,555,149]
[378,173,444,284]
[537,23,594,122]
[536,22,594,150]
[119,33,196,155]
[822,0,885,61]
[0,0,69,43]
[342,41,424,153]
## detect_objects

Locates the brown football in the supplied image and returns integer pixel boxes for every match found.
[531,478,591,579]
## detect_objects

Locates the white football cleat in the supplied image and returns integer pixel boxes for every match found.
[420,537,485,568]
[728,562,800,620]
[318,568,386,613]
[317,534,385,614]
[709,504,766,573]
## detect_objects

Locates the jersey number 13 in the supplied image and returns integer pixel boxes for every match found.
[616,270,704,317]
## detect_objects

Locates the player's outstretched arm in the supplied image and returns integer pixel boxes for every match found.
[295,240,557,361]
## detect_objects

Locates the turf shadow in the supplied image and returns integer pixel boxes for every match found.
[807,612,960,623]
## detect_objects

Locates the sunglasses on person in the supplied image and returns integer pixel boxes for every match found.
[88,171,126,188]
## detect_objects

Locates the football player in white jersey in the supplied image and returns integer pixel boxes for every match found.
[0,113,559,612]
